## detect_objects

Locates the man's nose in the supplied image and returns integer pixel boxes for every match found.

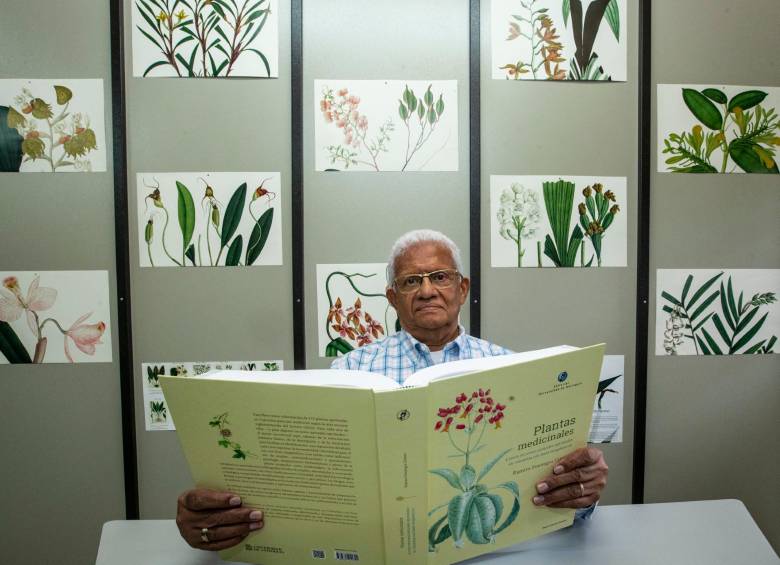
[418,276,436,297]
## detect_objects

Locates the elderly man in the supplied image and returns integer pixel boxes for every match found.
[175,229,608,550]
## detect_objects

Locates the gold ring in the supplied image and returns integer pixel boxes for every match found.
[201,527,210,543]
[578,482,585,497]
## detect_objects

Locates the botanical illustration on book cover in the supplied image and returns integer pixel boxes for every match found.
[428,388,520,551]
[0,271,112,364]
[490,175,627,268]
[143,359,282,430]
[314,80,458,172]
[656,269,779,356]
[491,0,627,81]
[0,79,106,172]
[137,172,282,267]
[657,85,780,174]
[588,355,622,444]
[316,263,399,357]
[132,0,278,77]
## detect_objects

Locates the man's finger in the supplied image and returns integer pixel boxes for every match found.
[535,465,602,493]
[552,447,602,474]
[199,534,250,552]
[533,478,604,506]
[199,508,264,529]
[180,489,242,511]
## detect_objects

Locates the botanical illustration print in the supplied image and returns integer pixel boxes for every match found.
[210,412,257,459]
[137,172,282,267]
[0,79,106,172]
[588,355,623,444]
[492,0,627,81]
[143,359,282,430]
[132,0,278,77]
[0,271,112,364]
[314,80,458,172]
[490,175,627,268]
[316,263,398,357]
[658,85,780,174]
[656,269,779,356]
[428,388,520,550]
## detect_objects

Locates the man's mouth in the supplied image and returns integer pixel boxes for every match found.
[416,304,444,312]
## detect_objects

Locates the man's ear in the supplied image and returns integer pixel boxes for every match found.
[386,287,397,309]
[459,276,470,306]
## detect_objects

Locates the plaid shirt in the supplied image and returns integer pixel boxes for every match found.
[330,327,511,385]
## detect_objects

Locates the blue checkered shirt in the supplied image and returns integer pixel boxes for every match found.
[329,327,511,385]
[329,326,597,521]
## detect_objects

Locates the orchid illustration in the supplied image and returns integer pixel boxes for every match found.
[0,274,108,364]
[324,271,392,357]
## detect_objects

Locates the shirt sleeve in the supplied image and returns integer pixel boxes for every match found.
[574,501,597,521]
[330,355,348,370]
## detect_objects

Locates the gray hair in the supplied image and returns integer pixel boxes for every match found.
[386,229,464,285]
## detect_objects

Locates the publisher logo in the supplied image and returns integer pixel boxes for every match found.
[557,371,568,383]
[397,409,410,421]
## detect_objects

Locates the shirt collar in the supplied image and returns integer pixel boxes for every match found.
[398,325,466,363]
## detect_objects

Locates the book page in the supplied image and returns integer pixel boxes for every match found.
[404,346,577,387]
[199,368,401,391]
[161,378,387,564]
[424,345,603,564]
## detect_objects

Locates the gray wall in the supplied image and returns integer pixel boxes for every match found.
[302,0,472,371]
[124,0,295,518]
[646,0,780,552]
[479,0,639,505]
[0,1,126,564]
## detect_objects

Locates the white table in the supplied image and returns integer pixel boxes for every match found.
[96,499,778,565]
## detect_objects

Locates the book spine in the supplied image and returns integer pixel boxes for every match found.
[374,387,429,565]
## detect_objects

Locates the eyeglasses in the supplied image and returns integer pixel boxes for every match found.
[393,269,462,294]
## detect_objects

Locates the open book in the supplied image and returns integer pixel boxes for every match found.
[161,344,604,565]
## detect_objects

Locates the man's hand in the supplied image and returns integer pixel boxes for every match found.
[532,447,608,509]
[176,489,264,551]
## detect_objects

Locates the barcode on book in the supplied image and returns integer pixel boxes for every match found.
[335,549,359,561]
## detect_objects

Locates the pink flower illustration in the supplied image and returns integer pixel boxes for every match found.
[64,312,106,363]
[0,275,57,335]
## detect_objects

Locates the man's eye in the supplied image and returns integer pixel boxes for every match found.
[430,271,449,283]
[404,276,422,287]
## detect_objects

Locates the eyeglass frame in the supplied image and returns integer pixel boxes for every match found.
[391,269,463,294]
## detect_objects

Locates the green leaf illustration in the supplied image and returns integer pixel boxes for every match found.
[448,491,475,544]
[731,312,768,354]
[682,88,723,130]
[701,88,727,104]
[492,484,520,535]
[729,139,779,174]
[0,321,33,364]
[175,181,196,250]
[466,495,496,544]
[428,513,449,550]
[225,235,244,266]
[605,0,620,40]
[597,374,622,393]
[476,448,511,483]
[459,464,476,490]
[700,327,722,355]
[245,207,274,265]
[430,468,462,490]
[0,106,23,172]
[221,183,247,248]
[325,337,353,356]
[562,0,571,26]
[727,90,768,113]
[53,85,73,105]
[185,244,196,266]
